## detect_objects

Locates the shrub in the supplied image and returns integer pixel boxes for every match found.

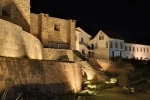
[118,74,129,87]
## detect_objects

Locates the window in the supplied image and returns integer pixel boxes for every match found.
[105,41,108,48]
[133,47,135,52]
[81,37,83,42]
[137,47,138,52]
[115,42,118,48]
[54,23,60,31]
[125,46,127,51]
[129,47,131,51]
[120,42,123,49]
[99,34,104,40]
[141,48,142,52]
[2,4,11,17]
[95,42,98,49]
[147,48,149,53]
[110,42,113,48]
[144,48,145,52]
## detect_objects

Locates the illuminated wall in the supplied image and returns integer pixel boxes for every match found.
[30,13,76,49]
[75,27,92,58]
[0,19,43,59]
[124,43,150,60]
[0,57,82,99]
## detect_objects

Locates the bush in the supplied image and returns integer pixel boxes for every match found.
[118,74,129,87]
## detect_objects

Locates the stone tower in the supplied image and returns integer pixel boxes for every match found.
[0,0,30,32]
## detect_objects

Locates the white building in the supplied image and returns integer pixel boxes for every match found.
[88,30,125,60]
[124,43,150,60]
[76,27,92,58]
[76,27,150,60]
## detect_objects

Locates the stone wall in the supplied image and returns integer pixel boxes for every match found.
[0,19,43,59]
[30,13,76,49]
[43,48,73,61]
[43,49,86,62]
[0,0,30,32]
[0,57,82,99]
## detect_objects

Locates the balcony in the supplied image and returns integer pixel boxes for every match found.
[48,43,70,49]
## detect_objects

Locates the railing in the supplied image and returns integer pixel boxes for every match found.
[48,43,70,49]
[79,41,89,48]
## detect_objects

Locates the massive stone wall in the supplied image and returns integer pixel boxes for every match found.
[30,13,76,49]
[43,48,73,61]
[0,57,82,99]
[30,13,40,37]
[43,49,86,62]
[0,0,30,32]
[0,19,43,59]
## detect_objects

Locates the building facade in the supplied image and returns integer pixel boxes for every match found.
[30,13,76,50]
[76,27,150,60]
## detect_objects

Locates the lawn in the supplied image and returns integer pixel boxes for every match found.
[83,87,150,100]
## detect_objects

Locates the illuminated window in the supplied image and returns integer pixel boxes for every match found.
[133,47,135,52]
[125,46,127,51]
[137,47,138,52]
[115,42,118,48]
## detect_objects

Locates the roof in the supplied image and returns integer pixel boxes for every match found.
[101,30,126,40]
[76,27,92,38]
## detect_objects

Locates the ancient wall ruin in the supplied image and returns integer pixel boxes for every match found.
[0,57,82,99]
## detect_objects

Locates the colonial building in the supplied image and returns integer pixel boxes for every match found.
[124,43,150,60]
[76,27,150,60]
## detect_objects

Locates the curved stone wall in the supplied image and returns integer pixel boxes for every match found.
[0,19,43,59]
[0,57,82,99]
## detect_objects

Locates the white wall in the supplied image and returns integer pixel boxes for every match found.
[125,43,150,60]
[75,28,91,58]
[109,39,125,59]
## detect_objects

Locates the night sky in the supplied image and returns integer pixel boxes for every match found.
[31,0,150,45]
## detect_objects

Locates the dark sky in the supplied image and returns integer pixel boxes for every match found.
[31,0,150,45]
